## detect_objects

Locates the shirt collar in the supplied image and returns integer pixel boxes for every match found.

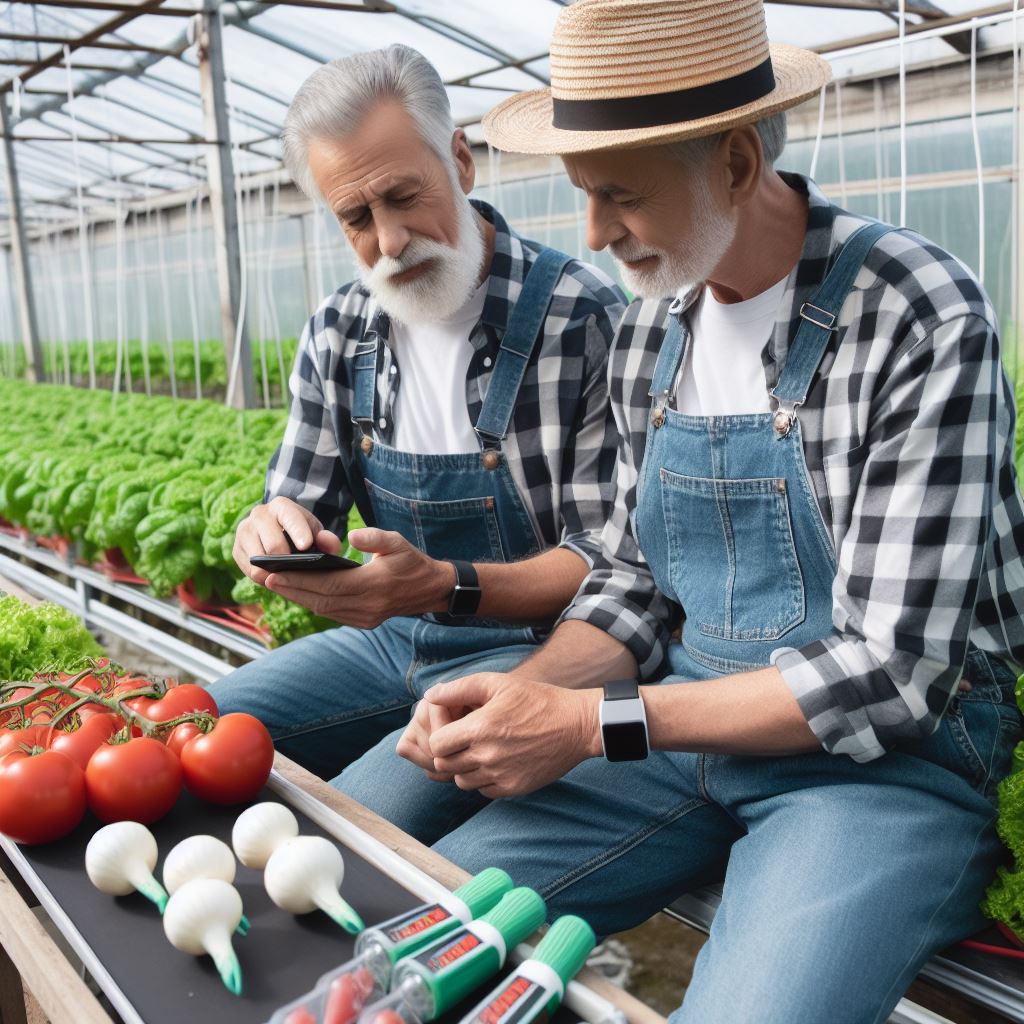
[667,172,844,367]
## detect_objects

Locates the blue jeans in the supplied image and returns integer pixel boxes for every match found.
[207,616,537,780]
[395,650,1017,1024]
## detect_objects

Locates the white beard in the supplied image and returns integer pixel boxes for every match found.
[356,191,485,325]
[610,173,737,299]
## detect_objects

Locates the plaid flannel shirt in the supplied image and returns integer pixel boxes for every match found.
[266,199,626,570]
[562,173,1024,763]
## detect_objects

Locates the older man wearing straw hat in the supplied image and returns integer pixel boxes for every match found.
[372,1,1024,1020]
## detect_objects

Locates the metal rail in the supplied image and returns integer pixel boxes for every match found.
[0,531,266,682]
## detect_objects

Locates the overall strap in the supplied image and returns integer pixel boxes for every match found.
[351,313,383,438]
[648,310,688,404]
[474,247,572,448]
[772,221,895,413]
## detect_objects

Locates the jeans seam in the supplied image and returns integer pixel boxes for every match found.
[272,698,414,741]
[871,813,995,1024]
[539,796,709,901]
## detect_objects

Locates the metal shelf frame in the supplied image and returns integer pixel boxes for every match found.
[0,530,266,682]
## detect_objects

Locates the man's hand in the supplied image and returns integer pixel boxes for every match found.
[264,527,455,628]
[396,701,458,782]
[425,674,603,799]
[234,496,342,586]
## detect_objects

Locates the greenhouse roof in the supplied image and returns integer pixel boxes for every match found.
[0,0,1020,226]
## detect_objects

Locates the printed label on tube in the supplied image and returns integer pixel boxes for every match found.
[384,904,453,944]
[415,931,482,974]
[468,976,550,1024]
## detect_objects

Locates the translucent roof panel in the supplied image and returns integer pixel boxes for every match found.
[0,0,1018,227]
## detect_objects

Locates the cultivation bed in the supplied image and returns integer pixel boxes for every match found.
[0,531,266,682]
[0,756,658,1024]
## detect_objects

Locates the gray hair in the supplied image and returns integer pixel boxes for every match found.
[282,44,456,202]
[666,110,788,171]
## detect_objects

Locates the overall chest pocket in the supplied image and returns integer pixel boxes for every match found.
[364,479,506,563]
[660,469,806,641]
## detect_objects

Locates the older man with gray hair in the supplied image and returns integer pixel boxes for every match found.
[208,44,625,808]
[392,2,1024,1022]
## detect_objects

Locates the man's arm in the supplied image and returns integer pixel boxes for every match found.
[265,534,591,629]
[423,667,819,799]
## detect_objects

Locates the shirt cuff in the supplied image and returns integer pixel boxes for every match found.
[771,642,890,763]
[560,595,666,679]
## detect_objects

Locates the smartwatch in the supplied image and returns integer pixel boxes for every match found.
[447,559,482,617]
[599,679,650,762]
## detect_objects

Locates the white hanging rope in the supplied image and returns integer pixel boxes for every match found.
[153,205,178,400]
[898,0,908,226]
[184,171,203,399]
[969,20,986,285]
[809,84,827,180]
[266,176,287,404]
[132,212,151,396]
[48,230,72,385]
[872,79,885,221]
[64,45,97,389]
[544,161,556,246]
[835,80,847,207]
[253,184,271,408]
[221,7,251,410]
[112,196,130,400]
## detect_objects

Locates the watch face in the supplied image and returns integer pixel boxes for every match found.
[603,721,649,762]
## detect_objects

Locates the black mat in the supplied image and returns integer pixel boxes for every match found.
[7,787,587,1024]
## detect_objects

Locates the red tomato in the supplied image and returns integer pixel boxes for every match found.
[149,684,219,723]
[85,737,182,824]
[0,749,86,844]
[51,714,123,771]
[0,724,54,759]
[166,721,202,758]
[179,714,273,805]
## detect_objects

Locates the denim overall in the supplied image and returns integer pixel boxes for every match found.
[211,249,574,783]
[635,222,891,679]
[426,223,1020,1024]
[351,246,570,600]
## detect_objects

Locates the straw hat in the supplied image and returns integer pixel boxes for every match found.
[482,0,832,155]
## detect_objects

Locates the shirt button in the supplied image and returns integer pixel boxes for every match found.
[378,417,387,429]
[389,365,397,375]
[483,356,493,368]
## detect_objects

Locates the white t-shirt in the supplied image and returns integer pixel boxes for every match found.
[674,275,788,416]
[388,281,488,455]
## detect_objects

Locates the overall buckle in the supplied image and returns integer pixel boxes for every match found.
[799,303,837,331]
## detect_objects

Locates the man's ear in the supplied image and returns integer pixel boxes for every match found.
[452,128,476,195]
[720,125,762,210]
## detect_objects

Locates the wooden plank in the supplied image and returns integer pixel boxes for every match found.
[0,865,112,1024]
[273,755,668,1024]
[0,936,29,1024]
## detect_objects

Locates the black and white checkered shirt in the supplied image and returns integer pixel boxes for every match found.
[266,199,626,568]
[562,173,1024,763]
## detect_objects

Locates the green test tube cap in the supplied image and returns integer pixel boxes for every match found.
[453,869,515,919]
[477,888,547,951]
[533,916,596,988]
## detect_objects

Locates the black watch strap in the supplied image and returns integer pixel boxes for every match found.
[447,559,482,617]
[604,678,640,701]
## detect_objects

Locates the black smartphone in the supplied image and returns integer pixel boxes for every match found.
[249,552,362,572]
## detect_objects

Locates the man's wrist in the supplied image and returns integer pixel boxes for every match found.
[581,688,604,759]
[428,559,458,613]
